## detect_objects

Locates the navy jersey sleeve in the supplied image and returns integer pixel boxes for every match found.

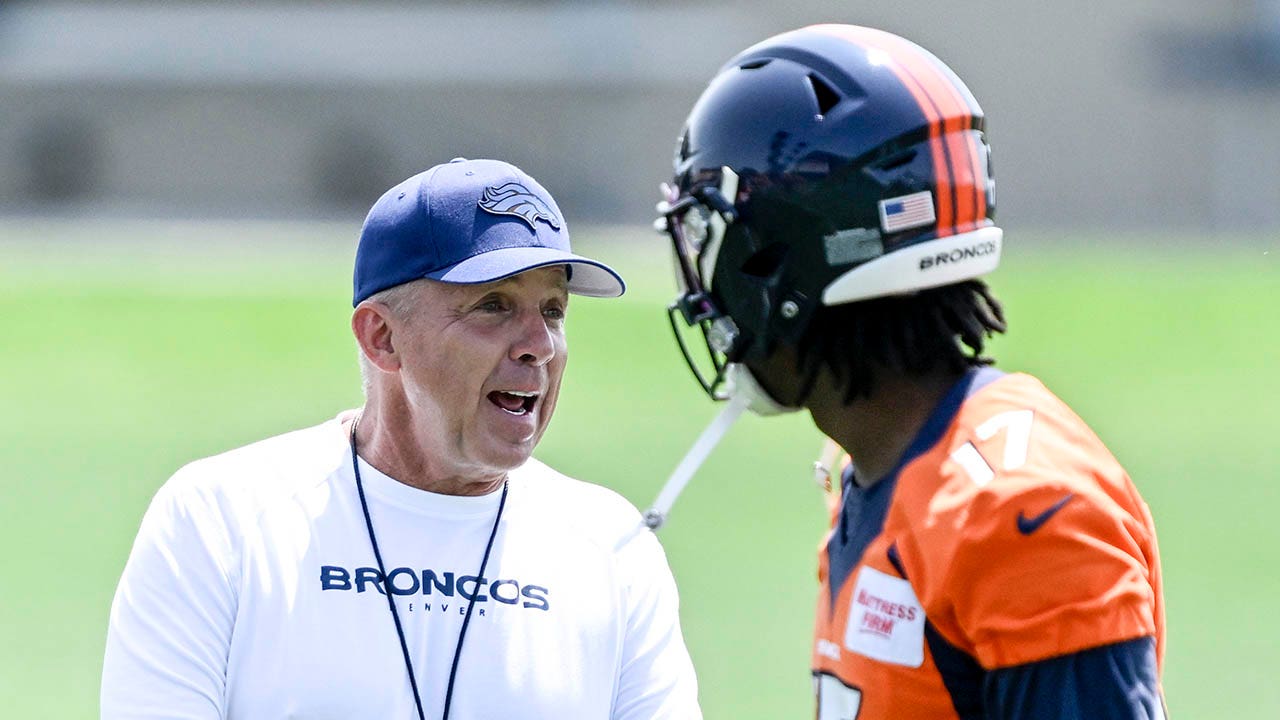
[983,636,1165,720]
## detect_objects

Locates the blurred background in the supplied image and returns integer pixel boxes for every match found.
[1,1,1277,717]
[6,0,1280,227]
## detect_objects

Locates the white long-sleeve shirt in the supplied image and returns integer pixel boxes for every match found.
[102,417,700,719]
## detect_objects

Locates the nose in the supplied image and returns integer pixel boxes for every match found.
[510,308,557,366]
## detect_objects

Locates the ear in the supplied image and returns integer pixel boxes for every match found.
[352,302,401,374]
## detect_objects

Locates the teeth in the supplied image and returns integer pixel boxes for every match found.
[503,391,537,397]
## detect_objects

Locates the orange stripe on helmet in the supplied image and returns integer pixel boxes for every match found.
[884,38,977,235]
[925,67,984,232]
[945,120,976,232]
[807,25,979,237]
[910,44,986,231]
[965,131,988,227]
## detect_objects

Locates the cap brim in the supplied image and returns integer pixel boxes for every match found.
[425,246,626,298]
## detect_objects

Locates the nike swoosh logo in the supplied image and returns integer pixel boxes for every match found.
[1016,493,1075,535]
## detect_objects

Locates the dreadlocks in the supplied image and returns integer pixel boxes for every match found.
[796,280,1007,405]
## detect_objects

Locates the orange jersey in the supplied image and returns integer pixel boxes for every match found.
[812,369,1164,719]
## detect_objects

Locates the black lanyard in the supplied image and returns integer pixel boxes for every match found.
[350,417,509,720]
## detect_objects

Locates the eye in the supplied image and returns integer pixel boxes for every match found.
[476,296,509,313]
[542,303,567,322]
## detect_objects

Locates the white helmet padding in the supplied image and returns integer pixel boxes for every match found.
[822,227,1003,306]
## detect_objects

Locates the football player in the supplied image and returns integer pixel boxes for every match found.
[657,24,1167,719]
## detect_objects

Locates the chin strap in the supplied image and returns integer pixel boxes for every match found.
[724,363,800,416]
[613,364,800,553]
[641,391,749,532]
[644,363,799,528]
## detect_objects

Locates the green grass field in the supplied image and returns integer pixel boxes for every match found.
[1,220,1276,717]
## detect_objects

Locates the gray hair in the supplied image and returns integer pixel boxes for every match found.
[356,280,425,397]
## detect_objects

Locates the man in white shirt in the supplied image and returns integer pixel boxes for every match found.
[102,158,701,719]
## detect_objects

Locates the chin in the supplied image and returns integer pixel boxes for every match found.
[477,442,537,474]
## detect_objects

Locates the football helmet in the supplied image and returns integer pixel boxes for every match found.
[659,24,1002,414]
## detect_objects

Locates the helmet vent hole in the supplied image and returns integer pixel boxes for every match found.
[807,73,841,116]
[876,148,918,172]
[739,59,772,70]
[741,243,789,279]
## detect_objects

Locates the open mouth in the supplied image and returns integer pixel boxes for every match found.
[488,390,538,416]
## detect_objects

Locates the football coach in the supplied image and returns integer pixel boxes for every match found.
[101,158,701,719]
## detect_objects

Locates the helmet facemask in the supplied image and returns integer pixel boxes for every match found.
[659,167,743,402]
[660,167,812,415]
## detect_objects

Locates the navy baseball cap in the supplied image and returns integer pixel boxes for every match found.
[353,158,625,306]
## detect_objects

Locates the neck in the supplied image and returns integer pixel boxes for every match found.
[346,395,506,497]
[809,366,964,487]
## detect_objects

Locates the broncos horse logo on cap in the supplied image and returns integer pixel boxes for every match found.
[478,182,562,230]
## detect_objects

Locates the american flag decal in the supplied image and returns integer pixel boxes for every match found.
[878,191,936,234]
